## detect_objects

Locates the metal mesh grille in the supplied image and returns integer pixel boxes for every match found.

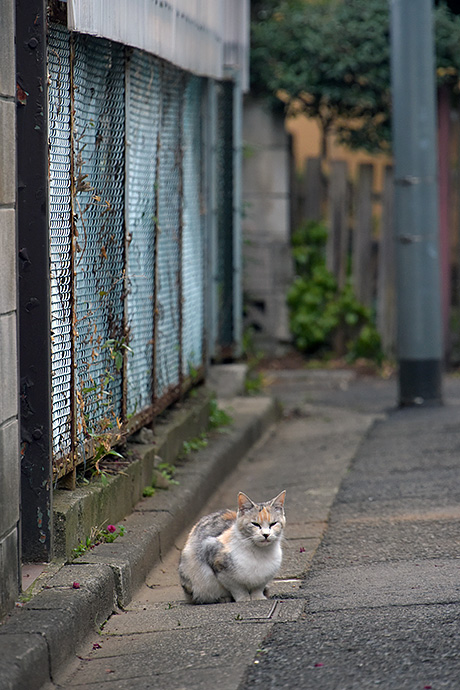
[126,50,160,416]
[48,25,73,462]
[72,35,125,443]
[215,81,234,350]
[155,63,183,399]
[47,30,218,477]
[182,76,205,375]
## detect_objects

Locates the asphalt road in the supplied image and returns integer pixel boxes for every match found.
[240,376,460,690]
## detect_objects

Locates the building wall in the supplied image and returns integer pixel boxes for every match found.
[242,97,293,348]
[0,0,21,618]
[286,113,391,193]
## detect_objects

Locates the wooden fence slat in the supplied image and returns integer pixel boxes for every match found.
[289,136,302,233]
[353,163,374,307]
[327,160,349,290]
[377,165,396,356]
[304,156,323,222]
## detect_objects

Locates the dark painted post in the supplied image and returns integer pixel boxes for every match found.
[16,0,54,560]
[390,0,443,406]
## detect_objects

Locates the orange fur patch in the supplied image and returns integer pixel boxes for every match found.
[222,510,237,521]
[258,507,270,523]
[218,527,233,548]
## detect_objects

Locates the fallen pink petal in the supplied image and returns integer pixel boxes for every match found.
[314,663,324,667]
[92,643,102,650]
[299,546,306,553]
[107,525,117,533]
[72,581,80,589]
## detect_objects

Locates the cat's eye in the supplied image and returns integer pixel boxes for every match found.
[269,522,278,528]
[251,522,261,528]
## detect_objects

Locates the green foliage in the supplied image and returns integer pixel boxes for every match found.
[251,0,460,153]
[208,398,233,430]
[244,371,265,396]
[287,221,383,363]
[89,438,123,466]
[435,4,460,88]
[142,486,156,497]
[186,358,199,381]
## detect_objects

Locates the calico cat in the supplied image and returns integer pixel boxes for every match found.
[179,490,286,604]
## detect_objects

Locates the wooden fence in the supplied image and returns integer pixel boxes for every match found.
[292,156,396,356]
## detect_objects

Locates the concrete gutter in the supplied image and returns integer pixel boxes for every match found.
[0,394,279,690]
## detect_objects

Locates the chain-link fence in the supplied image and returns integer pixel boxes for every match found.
[48,25,228,483]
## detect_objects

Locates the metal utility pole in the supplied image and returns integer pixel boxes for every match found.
[390,0,443,406]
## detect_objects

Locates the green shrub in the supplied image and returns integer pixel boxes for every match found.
[287,220,382,364]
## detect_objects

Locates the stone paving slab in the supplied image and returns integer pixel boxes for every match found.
[106,599,304,635]
[54,624,273,688]
[66,666,243,690]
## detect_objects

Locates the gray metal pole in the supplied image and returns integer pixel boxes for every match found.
[390,0,443,406]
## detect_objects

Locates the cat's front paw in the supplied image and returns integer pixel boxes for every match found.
[250,590,267,601]
[232,592,252,602]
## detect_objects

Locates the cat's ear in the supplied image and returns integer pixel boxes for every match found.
[270,490,286,510]
[238,492,256,514]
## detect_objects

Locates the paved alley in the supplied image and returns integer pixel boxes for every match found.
[43,371,460,689]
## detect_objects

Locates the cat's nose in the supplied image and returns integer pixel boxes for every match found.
[262,532,270,540]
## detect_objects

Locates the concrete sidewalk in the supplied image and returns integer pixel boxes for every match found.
[0,394,279,690]
[40,370,388,689]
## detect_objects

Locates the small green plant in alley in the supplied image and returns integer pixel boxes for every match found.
[241,327,266,396]
[72,523,126,559]
[244,371,264,396]
[157,462,179,485]
[102,337,133,373]
[181,434,208,456]
[208,398,233,430]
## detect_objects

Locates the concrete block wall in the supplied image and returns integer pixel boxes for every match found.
[242,98,293,349]
[0,0,20,618]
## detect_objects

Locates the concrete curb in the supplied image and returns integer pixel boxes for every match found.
[0,396,279,690]
[53,387,214,561]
